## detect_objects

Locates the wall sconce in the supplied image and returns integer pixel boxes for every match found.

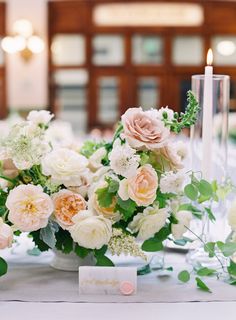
[1,19,45,62]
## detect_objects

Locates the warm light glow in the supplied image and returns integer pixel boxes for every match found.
[1,36,17,53]
[13,35,26,51]
[93,3,204,27]
[13,19,33,38]
[217,40,236,56]
[207,49,213,65]
[27,35,44,53]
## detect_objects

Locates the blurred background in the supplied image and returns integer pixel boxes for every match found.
[0,0,236,136]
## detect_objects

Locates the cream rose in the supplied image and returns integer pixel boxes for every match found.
[42,148,89,187]
[52,189,87,229]
[69,210,112,249]
[6,184,54,232]
[128,207,169,241]
[0,218,13,249]
[171,210,192,240]
[118,164,158,207]
[121,107,170,150]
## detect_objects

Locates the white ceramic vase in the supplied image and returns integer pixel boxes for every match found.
[50,249,95,271]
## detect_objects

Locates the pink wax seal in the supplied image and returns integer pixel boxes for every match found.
[120,281,134,295]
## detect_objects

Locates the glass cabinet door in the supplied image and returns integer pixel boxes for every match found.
[97,76,120,125]
[212,36,236,66]
[132,35,163,65]
[172,36,203,66]
[53,69,88,133]
[136,77,160,109]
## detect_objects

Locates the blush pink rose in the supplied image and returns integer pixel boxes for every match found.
[6,184,54,232]
[121,108,170,150]
[119,164,158,207]
[0,218,13,249]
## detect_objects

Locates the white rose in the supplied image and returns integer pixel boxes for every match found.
[42,148,89,187]
[128,206,169,241]
[89,147,107,171]
[171,210,192,240]
[27,110,54,126]
[228,200,236,231]
[69,210,112,249]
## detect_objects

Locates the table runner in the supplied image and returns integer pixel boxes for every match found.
[0,249,236,303]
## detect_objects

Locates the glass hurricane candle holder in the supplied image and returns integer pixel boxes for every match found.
[187,74,230,268]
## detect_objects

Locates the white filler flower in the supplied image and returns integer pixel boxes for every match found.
[160,171,186,194]
[109,139,140,178]
[27,110,54,126]
[42,148,89,187]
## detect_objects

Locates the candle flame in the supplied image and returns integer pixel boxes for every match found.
[207,48,213,66]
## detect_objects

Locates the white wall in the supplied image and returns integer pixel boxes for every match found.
[6,0,48,110]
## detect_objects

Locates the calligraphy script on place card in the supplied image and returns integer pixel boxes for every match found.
[79,266,137,295]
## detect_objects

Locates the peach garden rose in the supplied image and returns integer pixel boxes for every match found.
[118,164,158,207]
[52,189,87,229]
[121,107,170,150]
[6,184,54,232]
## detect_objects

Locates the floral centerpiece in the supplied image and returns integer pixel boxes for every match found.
[1,92,236,289]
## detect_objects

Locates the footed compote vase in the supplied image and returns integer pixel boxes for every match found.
[50,249,95,271]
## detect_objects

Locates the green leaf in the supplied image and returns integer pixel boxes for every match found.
[227,259,236,276]
[198,180,213,197]
[39,222,59,249]
[154,225,171,242]
[55,229,73,254]
[0,257,7,277]
[178,270,190,283]
[95,255,114,266]
[31,230,50,252]
[166,266,173,272]
[196,267,216,277]
[204,242,215,258]
[195,277,212,293]
[94,245,108,257]
[205,207,216,222]
[107,179,119,193]
[184,184,198,201]
[141,238,163,252]
[96,186,114,208]
[74,244,90,258]
[217,242,236,257]
[116,197,136,221]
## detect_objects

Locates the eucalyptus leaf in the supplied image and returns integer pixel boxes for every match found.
[184,184,198,201]
[178,270,190,283]
[198,180,213,197]
[217,242,236,257]
[141,238,163,252]
[95,255,114,267]
[196,267,216,277]
[0,257,7,277]
[195,277,212,293]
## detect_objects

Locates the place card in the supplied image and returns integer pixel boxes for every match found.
[79,266,137,295]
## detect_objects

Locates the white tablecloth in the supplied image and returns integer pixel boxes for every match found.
[1,249,236,304]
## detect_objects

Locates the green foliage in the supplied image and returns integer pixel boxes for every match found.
[154,225,171,242]
[227,259,236,277]
[217,241,236,257]
[178,270,190,283]
[205,207,216,222]
[204,242,216,258]
[198,180,213,197]
[80,140,105,158]
[196,267,216,277]
[31,230,50,252]
[39,221,59,249]
[112,122,124,143]
[96,186,114,208]
[116,197,136,221]
[195,277,212,293]
[55,229,73,254]
[178,203,203,219]
[156,192,173,208]
[162,91,200,133]
[184,184,198,201]
[94,245,114,266]
[74,244,91,258]
[141,238,163,252]
[0,257,8,277]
